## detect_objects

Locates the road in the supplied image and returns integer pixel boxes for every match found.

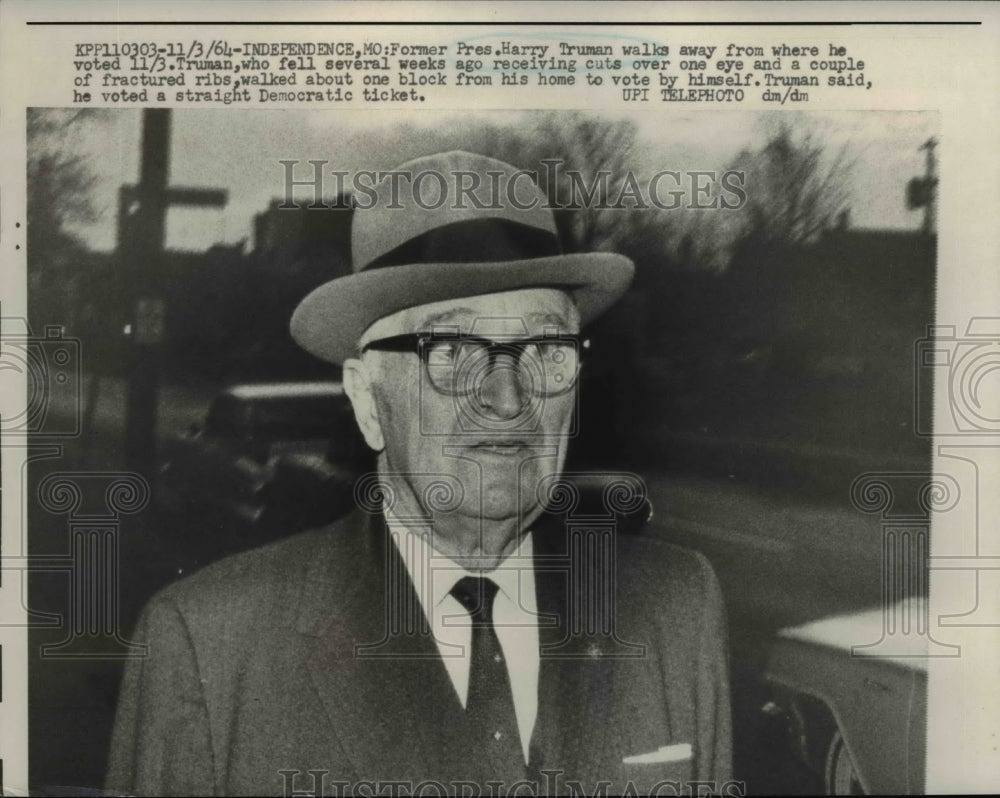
[647,475,884,630]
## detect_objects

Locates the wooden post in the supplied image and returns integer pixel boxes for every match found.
[124,109,170,475]
[120,110,227,475]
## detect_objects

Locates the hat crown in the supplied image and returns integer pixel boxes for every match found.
[351,150,558,272]
[290,149,634,365]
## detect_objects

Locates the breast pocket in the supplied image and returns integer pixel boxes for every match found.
[618,744,694,795]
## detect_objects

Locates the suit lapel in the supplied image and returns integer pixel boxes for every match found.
[295,511,466,782]
[529,515,618,784]
[531,513,667,790]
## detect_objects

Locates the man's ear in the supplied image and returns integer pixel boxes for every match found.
[342,357,385,452]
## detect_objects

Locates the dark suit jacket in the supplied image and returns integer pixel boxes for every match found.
[106,509,731,796]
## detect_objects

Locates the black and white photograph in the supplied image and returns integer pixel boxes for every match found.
[2,3,998,797]
[21,105,939,795]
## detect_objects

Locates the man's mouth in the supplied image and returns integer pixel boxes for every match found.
[469,440,530,455]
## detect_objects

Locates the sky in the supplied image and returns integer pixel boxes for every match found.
[53,108,938,253]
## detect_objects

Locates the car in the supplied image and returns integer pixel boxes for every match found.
[762,599,928,795]
[158,381,369,547]
[158,382,653,553]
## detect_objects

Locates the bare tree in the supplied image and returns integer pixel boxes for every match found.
[533,112,641,252]
[729,118,854,249]
[26,109,105,267]
[26,110,116,327]
[454,111,652,253]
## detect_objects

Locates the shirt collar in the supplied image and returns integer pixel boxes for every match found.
[385,507,534,610]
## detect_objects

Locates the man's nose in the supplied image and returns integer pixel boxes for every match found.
[475,353,530,420]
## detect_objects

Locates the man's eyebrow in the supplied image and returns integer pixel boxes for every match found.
[417,307,479,328]
[528,312,570,327]
[417,310,571,329]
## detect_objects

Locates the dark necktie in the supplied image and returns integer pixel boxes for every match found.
[449,575,525,773]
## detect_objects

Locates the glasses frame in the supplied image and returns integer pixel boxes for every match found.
[361,331,589,397]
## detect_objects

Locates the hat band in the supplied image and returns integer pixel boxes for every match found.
[362,218,562,271]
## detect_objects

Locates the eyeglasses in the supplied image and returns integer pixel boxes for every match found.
[361,332,588,397]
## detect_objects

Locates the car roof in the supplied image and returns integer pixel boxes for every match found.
[776,599,930,671]
[223,382,345,400]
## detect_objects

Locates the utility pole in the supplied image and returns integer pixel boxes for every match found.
[120,109,227,476]
[906,136,938,235]
[122,109,169,476]
[919,137,937,234]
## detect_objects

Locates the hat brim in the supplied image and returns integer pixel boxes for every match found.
[290,253,635,364]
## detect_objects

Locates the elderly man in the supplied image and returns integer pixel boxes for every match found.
[107,152,731,796]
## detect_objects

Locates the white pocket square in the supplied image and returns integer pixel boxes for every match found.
[622,742,692,765]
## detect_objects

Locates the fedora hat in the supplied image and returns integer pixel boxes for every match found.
[290,150,634,364]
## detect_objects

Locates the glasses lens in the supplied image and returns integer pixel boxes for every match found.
[425,338,460,393]
[534,340,578,395]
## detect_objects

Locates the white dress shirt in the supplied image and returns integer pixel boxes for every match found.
[386,513,540,762]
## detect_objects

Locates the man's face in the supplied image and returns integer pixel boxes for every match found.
[345,288,580,532]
